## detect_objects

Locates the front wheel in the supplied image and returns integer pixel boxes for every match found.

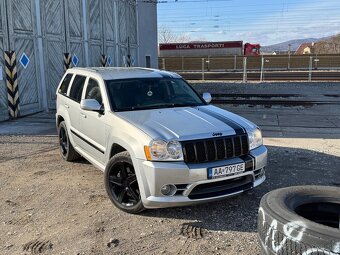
[104,151,145,214]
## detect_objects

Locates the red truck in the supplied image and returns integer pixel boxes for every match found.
[159,41,261,57]
[244,43,261,56]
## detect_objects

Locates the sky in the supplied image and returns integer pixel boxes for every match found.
[157,0,340,46]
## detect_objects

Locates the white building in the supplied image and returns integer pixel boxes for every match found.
[0,0,158,121]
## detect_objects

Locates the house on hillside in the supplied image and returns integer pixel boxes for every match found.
[295,43,315,54]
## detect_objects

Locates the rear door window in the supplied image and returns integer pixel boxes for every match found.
[58,73,73,95]
[69,75,86,103]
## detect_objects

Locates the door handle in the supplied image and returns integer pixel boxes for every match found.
[64,103,69,109]
[80,113,87,118]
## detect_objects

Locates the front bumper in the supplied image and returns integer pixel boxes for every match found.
[137,145,267,209]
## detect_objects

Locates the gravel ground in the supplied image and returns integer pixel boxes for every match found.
[1,134,339,255]
[1,81,339,254]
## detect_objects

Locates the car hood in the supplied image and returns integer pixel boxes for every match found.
[116,105,257,141]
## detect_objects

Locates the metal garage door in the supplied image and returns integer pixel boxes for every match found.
[87,0,117,67]
[0,0,9,121]
[41,0,67,110]
[42,0,85,109]
[7,0,42,116]
[118,1,137,67]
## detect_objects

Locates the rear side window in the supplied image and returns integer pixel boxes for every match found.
[69,75,86,102]
[58,74,73,95]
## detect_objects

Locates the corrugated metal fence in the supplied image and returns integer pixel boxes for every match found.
[159,54,340,72]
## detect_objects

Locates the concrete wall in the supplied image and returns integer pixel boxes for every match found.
[136,1,158,68]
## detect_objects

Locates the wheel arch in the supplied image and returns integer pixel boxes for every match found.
[57,115,64,127]
[110,143,128,158]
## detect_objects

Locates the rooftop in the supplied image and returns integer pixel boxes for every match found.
[70,67,181,80]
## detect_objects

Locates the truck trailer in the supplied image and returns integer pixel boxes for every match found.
[159,41,260,57]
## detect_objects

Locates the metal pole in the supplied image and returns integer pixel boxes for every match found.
[308,56,313,82]
[82,0,89,66]
[181,56,184,71]
[288,44,291,70]
[202,58,205,81]
[127,37,131,67]
[207,56,210,71]
[315,54,319,70]
[260,56,264,82]
[234,55,237,70]
[162,58,165,70]
[242,57,247,83]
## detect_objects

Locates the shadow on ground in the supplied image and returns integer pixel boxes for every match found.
[141,145,340,232]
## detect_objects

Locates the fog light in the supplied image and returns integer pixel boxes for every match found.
[258,167,266,178]
[160,184,177,196]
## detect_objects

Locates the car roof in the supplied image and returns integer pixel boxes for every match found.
[67,67,182,80]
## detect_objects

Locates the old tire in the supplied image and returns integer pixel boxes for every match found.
[104,151,145,214]
[58,121,80,162]
[258,186,340,255]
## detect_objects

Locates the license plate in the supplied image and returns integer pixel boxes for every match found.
[208,163,245,179]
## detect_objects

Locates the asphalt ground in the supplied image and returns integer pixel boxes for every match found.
[0,82,339,255]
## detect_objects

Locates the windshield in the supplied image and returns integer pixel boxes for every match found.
[105,78,206,111]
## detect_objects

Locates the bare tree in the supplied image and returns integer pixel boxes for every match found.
[158,25,192,43]
[177,33,192,43]
[315,34,340,54]
[158,25,177,43]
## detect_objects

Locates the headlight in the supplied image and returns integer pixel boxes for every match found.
[144,140,183,161]
[248,128,263,150]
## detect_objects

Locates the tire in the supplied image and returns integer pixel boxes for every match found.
[258,186,340,255]
[58,121,80,162]
[104,151,145,214]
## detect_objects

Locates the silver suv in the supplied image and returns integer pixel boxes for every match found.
[56,67,267,213]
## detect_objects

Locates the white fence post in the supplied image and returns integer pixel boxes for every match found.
[260,56,264,82]
[181,56,184,71]
[162,58,165,70]
[308,56,313,81]
[242,57,247,83]
[202,58,205,81]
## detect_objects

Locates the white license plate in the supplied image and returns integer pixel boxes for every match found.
[208,163,245,179]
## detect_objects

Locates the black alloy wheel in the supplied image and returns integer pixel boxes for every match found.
[104,151,145,213]
[59,126,68,156]
[108,162,140,206]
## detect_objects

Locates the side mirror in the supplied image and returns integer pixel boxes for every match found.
[202,92,212,104]
[80,99,103,112]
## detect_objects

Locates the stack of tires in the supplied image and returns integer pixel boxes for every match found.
[258,186,340,255]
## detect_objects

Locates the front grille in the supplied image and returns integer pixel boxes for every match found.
[182,135,249,163]
[188,175,253,199]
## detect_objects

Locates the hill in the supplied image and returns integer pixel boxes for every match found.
[262,38,323,53]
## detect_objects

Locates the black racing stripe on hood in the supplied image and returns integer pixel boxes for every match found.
[197,107,246,135]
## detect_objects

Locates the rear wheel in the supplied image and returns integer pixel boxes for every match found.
[104,151,144,214]
[58,121,80,161]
